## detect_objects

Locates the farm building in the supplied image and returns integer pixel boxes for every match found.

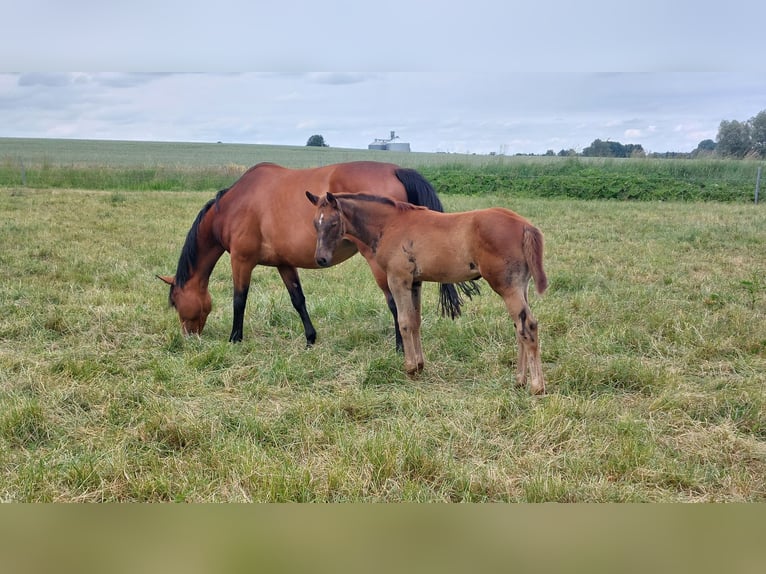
[368,131,411,152]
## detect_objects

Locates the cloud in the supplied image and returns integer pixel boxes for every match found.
[2,72,766,154]
[16,72,169,90]
[18,73,73,87]
[306,73,377,85]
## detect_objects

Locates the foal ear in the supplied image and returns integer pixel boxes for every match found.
[326,192,338,207]
[306,191,319,205]
[156,275,176,286]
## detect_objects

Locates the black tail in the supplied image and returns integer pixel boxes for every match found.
[396,167,446,211]
[395,168,481,319]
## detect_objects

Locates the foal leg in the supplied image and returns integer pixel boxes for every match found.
[362,252,403,352]
[410,281,425,370]
[278,265,317,347]
[510,295,544,395]
[492,283,545,395]
[389,277,424,375]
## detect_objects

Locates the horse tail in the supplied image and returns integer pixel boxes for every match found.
[523,225,548,295]
[395,167,445,211]
[395,168,481,319]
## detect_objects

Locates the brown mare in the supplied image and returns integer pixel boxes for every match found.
[307,191,548,394]
[158,161,478,348]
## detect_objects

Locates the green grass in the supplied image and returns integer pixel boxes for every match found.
[1,137,763,201]
[418,157,762,201]
[1,186,764,501]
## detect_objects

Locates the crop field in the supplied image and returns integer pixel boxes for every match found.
[0,139,764,501]
[1,137,763,201]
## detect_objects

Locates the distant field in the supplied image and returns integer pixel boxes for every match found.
[0,137,478,169]
[1,137,762,201]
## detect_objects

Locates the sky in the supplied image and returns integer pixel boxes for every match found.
[2,2,765,156]
[1,72,764,155]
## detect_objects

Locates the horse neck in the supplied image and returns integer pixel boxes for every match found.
[182,209,225,292]
[198,217,226,289]
[339,198,394,248]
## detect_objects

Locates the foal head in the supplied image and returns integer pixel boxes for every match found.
[306,191,344,268]
[157,275,212,335]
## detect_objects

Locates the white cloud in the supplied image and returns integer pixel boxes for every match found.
[1,72,765,154]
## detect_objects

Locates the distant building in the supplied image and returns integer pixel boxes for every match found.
[368,131,411,152]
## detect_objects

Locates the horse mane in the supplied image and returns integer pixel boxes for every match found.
[173,187,229,290]
[335,192,425,212]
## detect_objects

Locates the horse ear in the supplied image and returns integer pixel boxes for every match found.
[326,192,338,207]
[156,275,176,286]
[306,191,319,205]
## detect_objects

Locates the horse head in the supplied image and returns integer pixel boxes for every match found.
[306,191,344,268]
[157,275,212,335]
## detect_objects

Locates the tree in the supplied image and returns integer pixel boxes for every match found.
[582,139,643,158]
[306,134,328,147]
[582,139,613,157]
[691,139,716,158]
[749,110,766,157]
[716,120,751,158]
[625,144,645,158]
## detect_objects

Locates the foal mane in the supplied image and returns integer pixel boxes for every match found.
[173,187,229,290]
[335,192,426,212]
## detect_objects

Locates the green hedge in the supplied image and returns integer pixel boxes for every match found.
[1,155,761,202]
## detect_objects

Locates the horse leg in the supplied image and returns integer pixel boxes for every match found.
[360,249,403,352]
[410,281,425,371]
[388,277,424,375]
[385,291,403,353]
[229,255,256,343]
[278,265,317,347]
[508,292,544,395]
[515,329,529,388]
[489,278,545,395]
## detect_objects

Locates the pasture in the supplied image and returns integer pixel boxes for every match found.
[1,137,762,201]
[1,182,764,501]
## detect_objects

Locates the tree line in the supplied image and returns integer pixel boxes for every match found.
[306,109,766,159]
[544,109,766,159]
[714,109,766,158]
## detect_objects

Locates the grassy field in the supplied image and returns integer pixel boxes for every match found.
[1,184,764,501]
[1,137,763,201]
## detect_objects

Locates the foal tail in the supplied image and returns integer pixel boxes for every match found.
[396,168,482,319]
[523,225,548,295]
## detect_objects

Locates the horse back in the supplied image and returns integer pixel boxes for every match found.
[326,161,407,199]
[374,207,541,286]
[209,161,410,266]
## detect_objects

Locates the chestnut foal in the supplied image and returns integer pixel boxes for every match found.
[307,191,548,395]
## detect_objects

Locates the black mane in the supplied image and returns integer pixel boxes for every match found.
[335,193,422,212]
[173,187,229,291]
[336,192,398,207]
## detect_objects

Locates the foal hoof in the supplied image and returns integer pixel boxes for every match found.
[405,364,424,377]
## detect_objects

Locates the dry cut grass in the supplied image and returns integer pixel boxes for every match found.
[0,187,764,501]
